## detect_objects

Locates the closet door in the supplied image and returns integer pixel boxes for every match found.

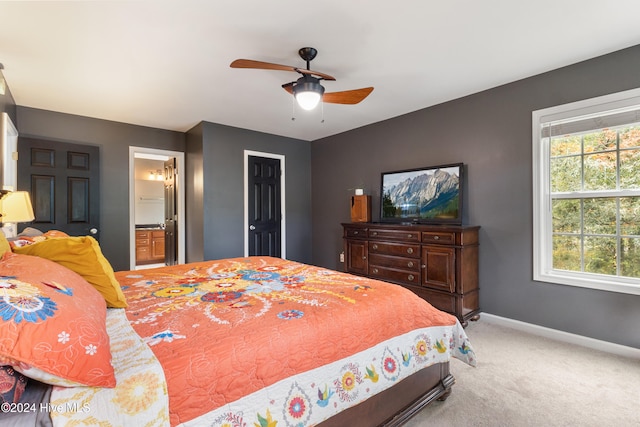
[18,138,100,239]
[247,155,281,257]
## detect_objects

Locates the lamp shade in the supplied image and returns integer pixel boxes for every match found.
[0,191,35,223]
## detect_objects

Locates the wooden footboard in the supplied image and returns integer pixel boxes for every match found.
[318,362,453,427]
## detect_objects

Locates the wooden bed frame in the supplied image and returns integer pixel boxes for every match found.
[318,362,453,427]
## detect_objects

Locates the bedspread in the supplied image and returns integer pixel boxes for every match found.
[49,308,169,426]
[116,256,476,426]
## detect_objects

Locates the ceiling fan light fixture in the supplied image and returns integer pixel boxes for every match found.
[293,77,325,110]
[231,47,374,109]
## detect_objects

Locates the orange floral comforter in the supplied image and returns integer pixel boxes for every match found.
[116,256,476,426]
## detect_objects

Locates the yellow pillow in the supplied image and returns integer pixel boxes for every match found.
[13,236,127,308]
[0,232,11,256]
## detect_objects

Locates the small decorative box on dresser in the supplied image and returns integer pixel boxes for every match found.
[343,222,480,326]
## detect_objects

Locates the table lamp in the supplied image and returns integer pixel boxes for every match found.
[0,190,35,237]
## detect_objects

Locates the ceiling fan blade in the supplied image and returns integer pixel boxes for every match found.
[322,87,374,105]
[231,59,336,81]
[231,59,296,72]
[282,82,295,95]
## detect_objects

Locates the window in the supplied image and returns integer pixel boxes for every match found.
[533,88,640,295]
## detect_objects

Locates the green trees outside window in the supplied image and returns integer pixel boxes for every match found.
[550,126,640,279]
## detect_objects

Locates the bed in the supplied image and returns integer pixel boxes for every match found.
[0,232,475,426]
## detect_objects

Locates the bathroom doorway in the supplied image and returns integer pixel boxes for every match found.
[129,147,185,270]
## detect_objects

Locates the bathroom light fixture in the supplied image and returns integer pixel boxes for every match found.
[148,170,164,181]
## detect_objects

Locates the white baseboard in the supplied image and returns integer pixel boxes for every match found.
[480,312,640,360]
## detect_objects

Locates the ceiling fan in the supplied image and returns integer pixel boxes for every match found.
[230,47,374,111]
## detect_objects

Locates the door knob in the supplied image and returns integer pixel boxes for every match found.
[89,228,98,235]
[249,225,256,230]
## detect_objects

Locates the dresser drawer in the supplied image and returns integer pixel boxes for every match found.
[345,227,368,238]
[369,266,420,286]
[369,253,420,271]
[368,228,421,242]
[413,288,456,314]
[422,231,455,245]
[369,241,420,258]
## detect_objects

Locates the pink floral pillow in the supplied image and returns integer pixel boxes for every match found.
[0,252,115,387]
[0,365,28,403]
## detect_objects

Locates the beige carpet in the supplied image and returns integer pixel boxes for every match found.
[405,318,640,427]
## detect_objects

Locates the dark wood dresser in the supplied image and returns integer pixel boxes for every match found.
[342,222,480,326]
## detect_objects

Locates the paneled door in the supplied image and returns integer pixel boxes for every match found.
[247,155,281,257]
[163,157,177,266]
[17,138,100,238]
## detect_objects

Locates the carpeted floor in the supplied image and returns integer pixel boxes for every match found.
[405,318,640,426]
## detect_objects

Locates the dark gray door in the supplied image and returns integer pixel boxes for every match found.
[248,155,281,257]
[17,138,100,238]
[164,157,177,266]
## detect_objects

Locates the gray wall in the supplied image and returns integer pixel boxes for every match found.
[15,107,185,271]
[311,45,640,348]
[185,123,205,262]
[13,108,313,271]
[186,121,312,264]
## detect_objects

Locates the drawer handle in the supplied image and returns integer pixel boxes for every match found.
[372,244,378,250]
[353,231,359,235]
[372,231,378,236]
[408,274,415,281]
[407,234,413,238]
[433,235,439,240]
[372,268,379,274]
[406,248,413,254]
[362,256,367,260]
[407,261,414,268]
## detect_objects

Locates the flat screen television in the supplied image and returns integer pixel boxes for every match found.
[380,163,463,224]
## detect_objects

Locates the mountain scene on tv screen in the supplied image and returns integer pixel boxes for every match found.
[382,168,459,219]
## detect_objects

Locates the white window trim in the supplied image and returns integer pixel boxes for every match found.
[532,87,640,296]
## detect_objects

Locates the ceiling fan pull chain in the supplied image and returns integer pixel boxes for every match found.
[321,101,325,123]
[291,96,296,121]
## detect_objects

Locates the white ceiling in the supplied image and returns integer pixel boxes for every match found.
[2,1,640,142]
